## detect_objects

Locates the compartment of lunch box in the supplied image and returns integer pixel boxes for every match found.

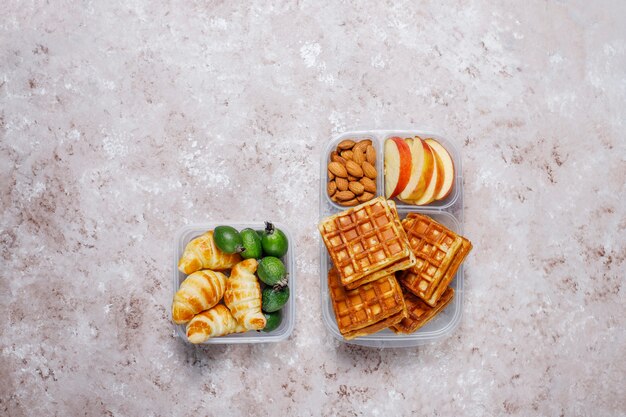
[379,131,462,211]
[319,209,464,348]
[321,132,385,211]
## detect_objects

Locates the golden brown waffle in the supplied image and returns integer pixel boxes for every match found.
[401,236,471,307]
[319,197,415,289]
[328,267,406,340]
[391,287,455,334]
[345,258,413,290]
[420,238,471,306]
[400,213,471,305]
[344,310,406,339]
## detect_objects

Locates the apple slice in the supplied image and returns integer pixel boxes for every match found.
[413,142,442,205]
[384,137,412,199]
[396,137,414,203]
[430,147,445,198]
[398,137,434,201]
[425,138,455,200]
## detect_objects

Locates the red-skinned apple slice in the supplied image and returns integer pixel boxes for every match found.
[414,142,442,205]
[425,138,454,200]
[398,137,434,201]
[384,137,412,199]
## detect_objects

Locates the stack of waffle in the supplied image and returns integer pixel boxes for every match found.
[319,197,472,340]
[327,267,407,339]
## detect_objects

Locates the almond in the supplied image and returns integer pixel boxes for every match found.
[348,181,365,195]
[330,151,346,165]
[366,145,376,165]
[335,190,356,201]
[327,181,337,197]
[353,139,371,154]
[353,149,366,165]
[340,150,353,160]
[338,198,359,206]
[361,161,377,179]
[346,160,364,177]
[337,139,355,150]
[348,175,358,181]
[336,177,349,191]
[357,192,374,202]
[360,177,376,193]
[328,169,335,180]
[328,161,348,178]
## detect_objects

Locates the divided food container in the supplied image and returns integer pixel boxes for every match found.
[319,130,465,348]
[173,223,295,344]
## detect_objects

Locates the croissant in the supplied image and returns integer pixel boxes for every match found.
[186,304,246,344]
[178,231,242,274]
[172,270,227,324]
[224,259,266,330]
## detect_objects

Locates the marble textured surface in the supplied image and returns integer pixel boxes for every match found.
[1,1,625,416]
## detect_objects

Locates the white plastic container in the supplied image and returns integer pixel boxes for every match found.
[173,223,295,344]
[319,130,465,347]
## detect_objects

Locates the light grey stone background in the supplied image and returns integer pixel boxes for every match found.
[1,1,624,416]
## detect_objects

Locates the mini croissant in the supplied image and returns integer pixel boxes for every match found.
[172,270,227,324]
[178,231,242,274]
[186,304,246,344]
[224,259,266,330]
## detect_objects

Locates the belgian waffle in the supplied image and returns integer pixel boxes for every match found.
[328,267,406,340]
[391,286,455,334]
[400,213,472,305]
[319,197,415,289]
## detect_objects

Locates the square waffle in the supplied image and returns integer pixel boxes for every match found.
[405,238,472,306]
[328,267,407,340]
[319,197,415,289]
[399,213,471,304]
[391,286,455,334]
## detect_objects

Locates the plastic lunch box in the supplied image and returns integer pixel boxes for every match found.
[319,130,465,348]
[173,223,295,344]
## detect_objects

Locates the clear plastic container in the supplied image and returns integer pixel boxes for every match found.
[319,130,465,347]
[173,223,295,344]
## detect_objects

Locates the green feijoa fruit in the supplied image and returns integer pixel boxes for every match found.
[213,225,243,254]
[262,311,282,332]
[257,256,286,285]
[262,286,290,313]
[260,222,289,258]
[239,228,262,259]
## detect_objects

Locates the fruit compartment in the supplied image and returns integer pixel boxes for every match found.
[381,131,462,211]
[173,222,296,344]
[319,209,465,348]
[321,130,462,212]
